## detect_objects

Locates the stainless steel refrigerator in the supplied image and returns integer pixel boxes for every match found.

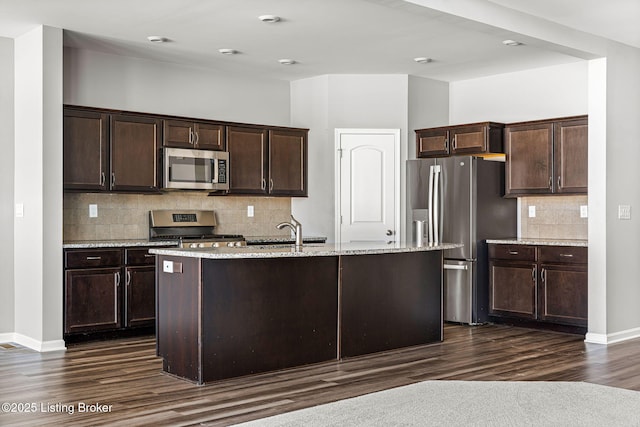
[407,157,517,324]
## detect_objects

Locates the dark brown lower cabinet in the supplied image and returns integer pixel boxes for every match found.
[489,260,536,320]
[488,243,587,329]
[64,247,159,339]
[125,265,156,328]
[65,267,122,334]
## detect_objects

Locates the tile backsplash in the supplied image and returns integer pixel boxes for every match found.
[519,195,588,240]
[63,192,292,241]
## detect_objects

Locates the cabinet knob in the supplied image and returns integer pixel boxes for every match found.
[386,229,394,236]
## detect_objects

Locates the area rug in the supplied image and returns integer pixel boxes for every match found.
[234,381,640,426]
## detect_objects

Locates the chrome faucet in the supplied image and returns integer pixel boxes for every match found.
[276,215,303,247]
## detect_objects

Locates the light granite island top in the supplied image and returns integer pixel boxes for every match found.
[149,241,461,259]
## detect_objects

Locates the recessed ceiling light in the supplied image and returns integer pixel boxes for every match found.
[502,39,523,46]
[147,36,169,43]
[259,14,281,23]
[278,59,296,65]
[218,48,238,55]
[414,57,433,64]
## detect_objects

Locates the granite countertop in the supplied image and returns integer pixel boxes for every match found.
[62,239,178,249]
[149,242,461,259]
[486,238,588,247]
[63,235,328,249]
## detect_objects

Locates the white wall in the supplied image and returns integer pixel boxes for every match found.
[14,26,65,350]
[601,43,640,340]
[64,47,291,125]
[0,37,15,336]
[449,61,588,124]
[291,74,448,242]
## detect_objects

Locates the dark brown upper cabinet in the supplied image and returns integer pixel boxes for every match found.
[554,118,588,194]
[227,126,269,194]
[110,114,161,192]
[63,108,109,191]
[163,119,225,151]
[268,129,307,196]
[505,116,587,197]
[415,122,504,158]
[64,107,161,193]
[227,126,308,196]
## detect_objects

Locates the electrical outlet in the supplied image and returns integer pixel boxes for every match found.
[89,204,98,218]
[163,260,173,273]
[247,205,254,217]
[528,205,536,218]
[580,205,588,218]
[15,203,24,218]
[618,205,631,220]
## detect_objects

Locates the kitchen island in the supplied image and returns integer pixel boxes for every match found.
[151,242,458,384]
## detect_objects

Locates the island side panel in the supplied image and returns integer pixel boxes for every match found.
[156,255,202,383]
[340,251,443,358]
[201,256,339,383]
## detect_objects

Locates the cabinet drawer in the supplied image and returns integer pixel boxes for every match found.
[488,244,536,261]
[538,246,587,264]
[65,249,122,269]
[125,247,157,266]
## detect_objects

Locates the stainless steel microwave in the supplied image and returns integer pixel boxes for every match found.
[163,147,229,191]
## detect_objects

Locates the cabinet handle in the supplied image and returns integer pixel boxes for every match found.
[144,254,154,258]
[452,135,457,150]
[194,131,199,146]
[115,271,121,287]
[100,172,106,187]
[532,266,537,282]
[126,271,131,286]
[557,175,562,190]
[111,172,116,188]
[508,250,518,255]
[559,253,574,258]
[548,176,552,190]
[269,178,274,192]
[86,256,101,260]
[541,268,546,282]
[444,139,449,152]
[189,127,194,145]
[261,178,266,190]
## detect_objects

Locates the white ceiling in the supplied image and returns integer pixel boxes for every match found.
[0,0,635,82]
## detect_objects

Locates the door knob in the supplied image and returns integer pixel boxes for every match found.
[386,229,394,236]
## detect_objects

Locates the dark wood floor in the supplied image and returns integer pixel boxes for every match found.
[2,324,640,426]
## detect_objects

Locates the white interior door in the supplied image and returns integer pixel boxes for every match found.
[336,129,400,243]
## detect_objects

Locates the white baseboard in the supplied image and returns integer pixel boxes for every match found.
[585,326,640,345]
[0,333,66,352]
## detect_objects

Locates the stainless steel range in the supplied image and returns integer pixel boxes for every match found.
[149,210,246,248]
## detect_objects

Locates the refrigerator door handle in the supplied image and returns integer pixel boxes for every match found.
[433,165,441,245]
[428,165,434,245]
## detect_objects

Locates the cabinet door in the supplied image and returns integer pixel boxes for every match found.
[450,125,486,155]
[505,123,554,196]
[65,268,122,334]
[63,108,109,191]
[227,126,268,194]
[539,264,587,326]
[554,118,588,194]
[489,260,537,319]
[125,266,156,328]
[196,122,225,151]
[416,128,449,158]
[163,119,195,148]
[268,129,307,196]
[111,114,161,192]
